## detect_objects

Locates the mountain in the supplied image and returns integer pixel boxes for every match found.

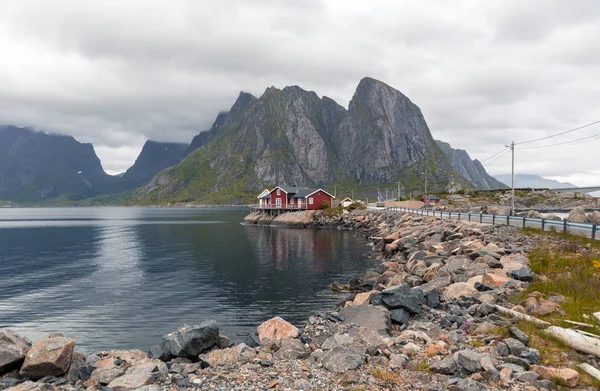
[120,140,188,190]
[0,125,120,201]
[134,77,470,204]
[435,140,507,190]
[495,174,576,189]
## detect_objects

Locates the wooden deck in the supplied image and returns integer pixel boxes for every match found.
[251,205,308,215]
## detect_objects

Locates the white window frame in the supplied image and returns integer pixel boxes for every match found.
[277,189,280,195]
[309,197,313,205]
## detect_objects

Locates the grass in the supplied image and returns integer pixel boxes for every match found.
[370,368,403,384]
[502,228,600,387]
[513,230,600,325]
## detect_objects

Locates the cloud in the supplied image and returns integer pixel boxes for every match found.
[0,0,598,185]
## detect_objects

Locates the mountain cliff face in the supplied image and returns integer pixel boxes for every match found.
[0,126,119,201]
[135,78,469,204]
[435,140,507,190]
[120,140,188,190]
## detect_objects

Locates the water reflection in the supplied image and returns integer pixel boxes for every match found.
[0,208,374,352]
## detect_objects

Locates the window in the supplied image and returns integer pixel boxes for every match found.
[309,197,313,205]
[276,189,280,195]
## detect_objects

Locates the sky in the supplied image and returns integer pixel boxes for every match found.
[0,0,599,186]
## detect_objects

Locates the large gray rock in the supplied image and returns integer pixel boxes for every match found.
[380,284,424,314]
[456,350,483,373]
[107,373,155,391]
[20,336,76,379]
[339,305,390,334]
[568,206,588,223]
[149,321,219,361]
[0,329,31,374]
[429,355,457,375]
[273,339,309,360]
[319,347,365,373]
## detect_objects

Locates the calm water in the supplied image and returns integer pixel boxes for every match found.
[0,207,374,353]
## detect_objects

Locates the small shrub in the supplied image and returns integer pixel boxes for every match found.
[322,200,331,209]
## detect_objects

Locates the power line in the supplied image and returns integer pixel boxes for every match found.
[484,147,511,163]
[516,131,600,151]
[515,119,600,146]
[481,147,510,163]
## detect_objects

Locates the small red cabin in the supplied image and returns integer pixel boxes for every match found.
[264,186,335,210]
[421,195,441,205]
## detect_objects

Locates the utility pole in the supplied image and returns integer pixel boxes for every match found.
[334,186,337,198]
[424,167,428,198]
[506,141,515,215]
[396,181,400,201]
[385,189,388,201]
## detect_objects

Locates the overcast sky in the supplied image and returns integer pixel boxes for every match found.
[0,0,598,185]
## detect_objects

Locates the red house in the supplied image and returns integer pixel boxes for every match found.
[265,186,335,210]
[420,195,441,205]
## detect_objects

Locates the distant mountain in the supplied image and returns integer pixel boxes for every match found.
[435,140,507,190]
[0,125,120,201]
[495,174,576,189]
[120,140,188,190]
[134,77,470,204]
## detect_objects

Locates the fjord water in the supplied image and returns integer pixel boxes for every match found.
[0,207,374,352]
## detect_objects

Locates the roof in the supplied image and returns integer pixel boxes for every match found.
[290,189,315,198]
[257,189,271,199]
[341,197,354,202]
[270,186,309,195]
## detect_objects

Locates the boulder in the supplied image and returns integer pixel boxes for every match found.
[319,347,365,373]
[380,284,424,314]
[257,317,299,343]
[527,210,542,218]
[509,267,533,282]
[107,373,155,391]
[531,365,579,387]
[588,211,600,224]
[443,282,478,299]
[273,339,309,360]
[340,305,390,334]
[456,350,483,373]
[429,355,457,375]
[0,329,31,374]
[207,344,249,366]
[149,321,219,361]
[352,291,376,306]
[481,272,512,288]
[567,207,588,223]
[19,336,76,379]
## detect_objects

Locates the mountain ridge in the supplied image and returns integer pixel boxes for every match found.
[134,77,470,204]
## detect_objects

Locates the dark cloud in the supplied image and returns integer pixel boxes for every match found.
[0,0,598,185]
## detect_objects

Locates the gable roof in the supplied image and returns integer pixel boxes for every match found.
[290,188,314,198]
[257,189,271,199]
[341,197,354,202]
[270,186,310,195]
[305,188,335,199]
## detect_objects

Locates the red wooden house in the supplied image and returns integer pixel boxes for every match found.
[264,186,335,210]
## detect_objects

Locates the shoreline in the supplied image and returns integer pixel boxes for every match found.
[2,210,599,390]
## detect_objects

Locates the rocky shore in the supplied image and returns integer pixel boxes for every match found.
[2,210,600,390]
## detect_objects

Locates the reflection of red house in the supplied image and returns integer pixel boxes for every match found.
[266,186,335,210]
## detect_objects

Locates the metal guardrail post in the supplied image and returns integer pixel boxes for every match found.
[522,217,526,229]
[541,219,545,232]
[492,214,495,226]
[506,215,510,226]
[563,219,567,233]
[593,224,597,240]
[458,212,461,221]
[468,213,471,222]
[480,214,482,223]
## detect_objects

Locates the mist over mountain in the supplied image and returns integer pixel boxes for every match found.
[1,78,504,204]
[0,125,120,201]
[495,174,576,189]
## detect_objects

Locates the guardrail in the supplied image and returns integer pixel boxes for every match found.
[386,207,600,240]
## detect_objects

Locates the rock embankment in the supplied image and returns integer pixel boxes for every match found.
[2,211,599,390]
